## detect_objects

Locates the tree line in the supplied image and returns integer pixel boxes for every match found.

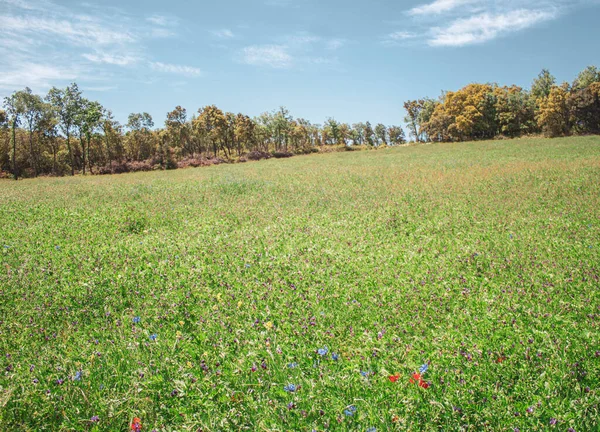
[403,66,600,143]
[0,85,406,179]
[1,65,599,179]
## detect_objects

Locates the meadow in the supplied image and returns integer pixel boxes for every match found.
[1,136,599,431]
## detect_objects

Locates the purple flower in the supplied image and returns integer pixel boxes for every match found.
[287,362,298,368]
[56,378,64,385]
[284,384,297,392]
[317,347,328,356]
[526,406,534,414]
[331,353,339,361]
[287,402,296,410]
[90,415,99,422]
[74,371,82,381]
[549,418,557,426]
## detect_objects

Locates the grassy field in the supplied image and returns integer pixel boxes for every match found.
[1,136,599,431]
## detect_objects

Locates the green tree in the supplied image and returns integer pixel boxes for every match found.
[3,91,27,179]
[572,66,600,90]
[46,83,82,176]
[403,99,425,142]
[531,69,556,101]
[374,123,388,146]
[388,125,406,145]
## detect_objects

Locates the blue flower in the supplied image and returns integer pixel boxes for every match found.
[367,428,377,432]
[419,364,429,374]
[74,371,82,381]
[360,371,369,377]
[245,264,251,268]
[331,353,339,361]
[149,334,157,341]
[284,384,297,392]
[317,347,328,356]
[344,405,357,416]
[133,316,141,324]
[287,362,298,369]
[55,245,61,250]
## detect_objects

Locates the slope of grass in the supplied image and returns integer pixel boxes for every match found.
[1,136,599,431]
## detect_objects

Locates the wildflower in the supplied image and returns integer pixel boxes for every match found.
[360,371,368,377]
[261,360,267,369]
[30,364,34,372]
[418,380,430,389]
[264,321,273,330]
[549,418,557,425]
[170,389,178,397]
[251,364,257,372]
[496,356,506,363]
[287,402,296,410]
[526,406,534,414]
[56,378,64,385]
[149,334,157,341]
[245,264,251,268]
[287,362,298,369]
[419,364,429,374]
[130,417,142,432]
[74,371,82,381]
[179,321,184,326]
[32,378,39,384]
[409,372,421,384]
[133,316,140,324]
[344,405,357,416]
[55,245,61,250]
[176,331,182,339]
[367,428,377,432]
[332,352,339,361]
[90,415,99,422]
[284,384,297,392]
[317,347,328,356]
[388,374,400,383]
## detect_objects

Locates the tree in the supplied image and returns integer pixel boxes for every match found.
[46,83,82,176]
[374,123,388,146]
[3,92,26,179]
[324,118,341,145]
[493,86,537,137]
[165,106,189,155]
[403,100,425,142]
[193,105,227,158]
[572,66,600,90]
[364,121,375,146]
[388,125,406,145]
[38,103,60,175]
[531,69,556,101]
[17,88,44,177]
[568,82,600,135]
[101,110,123,169]
[76,99,103,174]
[127,112,154,160]
[537,85,570,137]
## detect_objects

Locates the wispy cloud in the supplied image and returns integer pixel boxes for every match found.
[408,0,477,16]
[212,28,235,39]
[429,8,557,46]
[83,52,139,66]
[0,62,77,89]
[388,0,575,48]
[326,38,346,50]
[150,61,202,77]
[241,45,293,69]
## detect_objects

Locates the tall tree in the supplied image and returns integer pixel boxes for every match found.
[76,99,103,174]
[3,91,26,180]
[403,100,425,142]
[374,123,388,146]
[388,125,406,145]
[46,83,82,176]
[17,88,44,177]
[572,66,600,90]
[537,85,570,137]
[531,69,556,101]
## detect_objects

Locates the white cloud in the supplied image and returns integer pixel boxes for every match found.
[326,38,346,50]
[388,31,417,41]
[146,14,169,26]
[429,8,557,46]
[212,28,235,39]
[241,45,293,69]
[150,62,202,77]
[0,62,77,89]
[83,52,139,66]
[408,0,478,16]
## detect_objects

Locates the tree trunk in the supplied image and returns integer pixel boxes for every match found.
[66,133,74,176]
[11,121,17,180]
[29,129,37,177]
[80,132,86,175]
[86,133,93,175]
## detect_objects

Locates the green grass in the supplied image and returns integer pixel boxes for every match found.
[1,136,599,431]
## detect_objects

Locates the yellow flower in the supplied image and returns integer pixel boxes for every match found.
[179,321,184,326]
[237,301,243,308]
[176,331,182,339]
[264,321,273,330]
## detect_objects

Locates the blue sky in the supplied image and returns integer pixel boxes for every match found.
[1,0,599,127]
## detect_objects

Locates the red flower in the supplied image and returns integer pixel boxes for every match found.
[496,356,506,363]
[130,417,142,432]
[409,372,421,384]
[418,379,430,389]
[388,374,400,383]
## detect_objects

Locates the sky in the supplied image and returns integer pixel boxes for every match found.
[1,0,599,128]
